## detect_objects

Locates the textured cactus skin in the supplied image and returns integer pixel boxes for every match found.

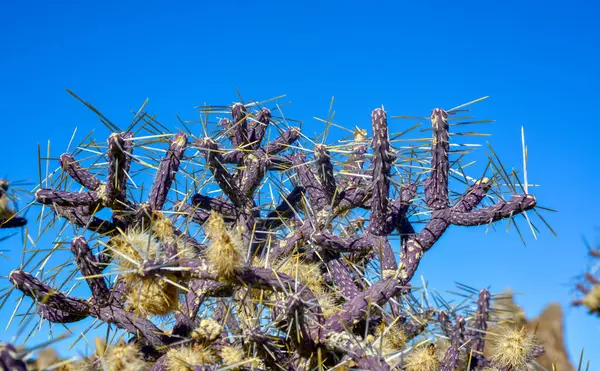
[0,342,27,371]
[5,100,541,370]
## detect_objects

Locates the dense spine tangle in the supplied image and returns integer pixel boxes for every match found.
[4,98,545,370]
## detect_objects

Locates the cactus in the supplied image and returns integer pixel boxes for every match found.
[573,235,600,316]
[1,95,548,370]
[0,180,27,229]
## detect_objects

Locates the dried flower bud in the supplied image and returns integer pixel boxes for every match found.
[191,318,223,343]
[489,326,539,369]
[404,344,440,371]
[205,211,245,279]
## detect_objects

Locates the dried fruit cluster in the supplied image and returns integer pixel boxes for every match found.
[2,96,546,370]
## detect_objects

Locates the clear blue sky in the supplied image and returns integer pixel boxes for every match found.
[1,0,599,367]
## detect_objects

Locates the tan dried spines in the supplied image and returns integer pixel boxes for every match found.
[151,211,174,242]
[404,343,441,371]
[109,230,159,271]
[353,127,367,142]
[220,345,245,369]
[191,318,224,343]
[125,274,180,316]
[489,325,539,369]
[431,108,449,130]
[166,344,218,371]
[375,321,407,352]
[101,340,147,371]
[582,284,600,313]
[274,256,325,295]
[205,211,245,280]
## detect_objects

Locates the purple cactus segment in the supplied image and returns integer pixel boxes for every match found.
[311,232,371,253]
[584,272,600,285]
[424,108,450,210]
[9,270,92,316]
[403,314,430,340]
[259,127,301,157]
[326,277,410,332]
[51,205,115,234]
[174,202,210,225]
[197,137,246,206]
[70,236,110,304]
[334,186,371,214]
[290,152,329,212]
[265,155,293,171]
[324,332,390,371]
[248,107,271,150]
[59,153,101,190]
[384,183,417,234]
[246,329,295,370]
[148,133,187,211]
[219,118,242,151]
[96,304,174,347]
[37,304,88,323]
[172,279,211,336]
[262,186,305,230]
[230,103,250,148]
[148,355,168,371]
[191,194,237,216]
[450,315,466,347]
[399,211,450,282]
[438,310,452,337]
[238,153,267,196]
[449,194,536,226]
[0,342,27,371]
[341,143,367,187]
[273,296,317,352]
[326,256,360,299]
[372,235,398,271]
[221,148,246,164]
[466,289,490,369]
[106,132,130,203]
[314,144,337,201]
[121,131,135,175]
[452,178,492,213]
[35,189,99,207]
[0,217,27,228]
[440,346,460,371]
[369,108,392,236]
[271,224,309,260]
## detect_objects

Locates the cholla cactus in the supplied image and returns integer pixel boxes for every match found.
[2,94,549,370]
[573,235,600,316]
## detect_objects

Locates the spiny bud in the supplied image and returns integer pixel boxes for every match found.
[102,341,147,371]
[316,292,338,320]
[166,344,218,371]
[109,230,159,270]
[205,211,245,279]
[274,256,324,294]
[126,275,179,316]
[191,318,223,343]
[374,322,407,352]
[151,211,174,242]
[489,326,539,369]
[220,345,244,369]
[404,344,440,371]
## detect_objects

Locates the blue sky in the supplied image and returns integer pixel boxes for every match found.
[1,0,599,367]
